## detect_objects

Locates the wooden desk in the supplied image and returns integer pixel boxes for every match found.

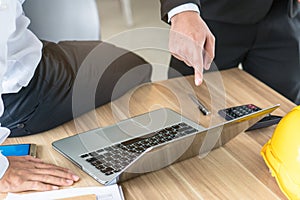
[1,68,295,199]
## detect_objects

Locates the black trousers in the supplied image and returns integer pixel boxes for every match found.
[0,41,152,137]
[169,0,300,104]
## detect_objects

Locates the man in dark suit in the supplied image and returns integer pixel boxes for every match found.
[160,0,300,104]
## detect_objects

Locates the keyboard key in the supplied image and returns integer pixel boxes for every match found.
[89,152,98,157]
[80,154,89,158]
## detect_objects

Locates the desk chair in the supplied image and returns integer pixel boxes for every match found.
[23,0,101,42]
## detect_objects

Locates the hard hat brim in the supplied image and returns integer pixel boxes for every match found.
[261,140,300,200]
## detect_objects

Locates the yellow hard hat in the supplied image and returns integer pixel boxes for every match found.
[261,106,300,200]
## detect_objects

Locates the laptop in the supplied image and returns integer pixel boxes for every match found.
[52,104,279,185]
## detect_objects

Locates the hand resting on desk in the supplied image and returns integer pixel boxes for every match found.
[0,156,79,192]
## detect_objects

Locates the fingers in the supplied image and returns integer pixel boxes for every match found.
[26,158,80,183]
[169,11,215,86]
[169,31,211,86]
[29,169,75,186]
[203,34,215,70]
[21,180,60,192]
[172,51,203,86]
[194,66,203,86]
[171,51,193,68]
[6,179,60,192]
[30,166,80,182]
[33,160,71,172]
[7,169,63,192]
[1,156,80,192]
[9,155,79,180]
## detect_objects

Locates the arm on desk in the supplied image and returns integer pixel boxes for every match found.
[0,156,79,193]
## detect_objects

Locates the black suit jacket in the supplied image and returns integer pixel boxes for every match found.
[160,0,299,24]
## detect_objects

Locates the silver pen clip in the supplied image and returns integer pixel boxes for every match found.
[188,94,211,116]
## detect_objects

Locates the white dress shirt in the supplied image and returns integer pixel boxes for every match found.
[0,0,42,178]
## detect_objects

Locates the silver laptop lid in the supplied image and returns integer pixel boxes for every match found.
[108,104,279,185]
[52,104,279,185]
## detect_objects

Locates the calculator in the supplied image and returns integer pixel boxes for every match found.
[218,104,282,131]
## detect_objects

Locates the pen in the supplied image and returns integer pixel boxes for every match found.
[188,94,211,116]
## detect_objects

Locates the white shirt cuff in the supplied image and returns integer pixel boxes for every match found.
[167,3,200,23]
[0,153,9,179]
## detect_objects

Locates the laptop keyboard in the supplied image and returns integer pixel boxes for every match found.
[80,122,198,176]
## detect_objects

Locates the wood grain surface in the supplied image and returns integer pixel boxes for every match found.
[1,68,295,200]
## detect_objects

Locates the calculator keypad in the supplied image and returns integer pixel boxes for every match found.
[219,104,261,120]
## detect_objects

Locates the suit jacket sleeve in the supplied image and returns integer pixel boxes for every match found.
[160,0,200,23]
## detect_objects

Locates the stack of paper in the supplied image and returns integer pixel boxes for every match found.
[5,184,124,200]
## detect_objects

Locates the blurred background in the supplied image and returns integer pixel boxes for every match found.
[97,0,167,39]
[97,0,171,81]
[23,0,171,82]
